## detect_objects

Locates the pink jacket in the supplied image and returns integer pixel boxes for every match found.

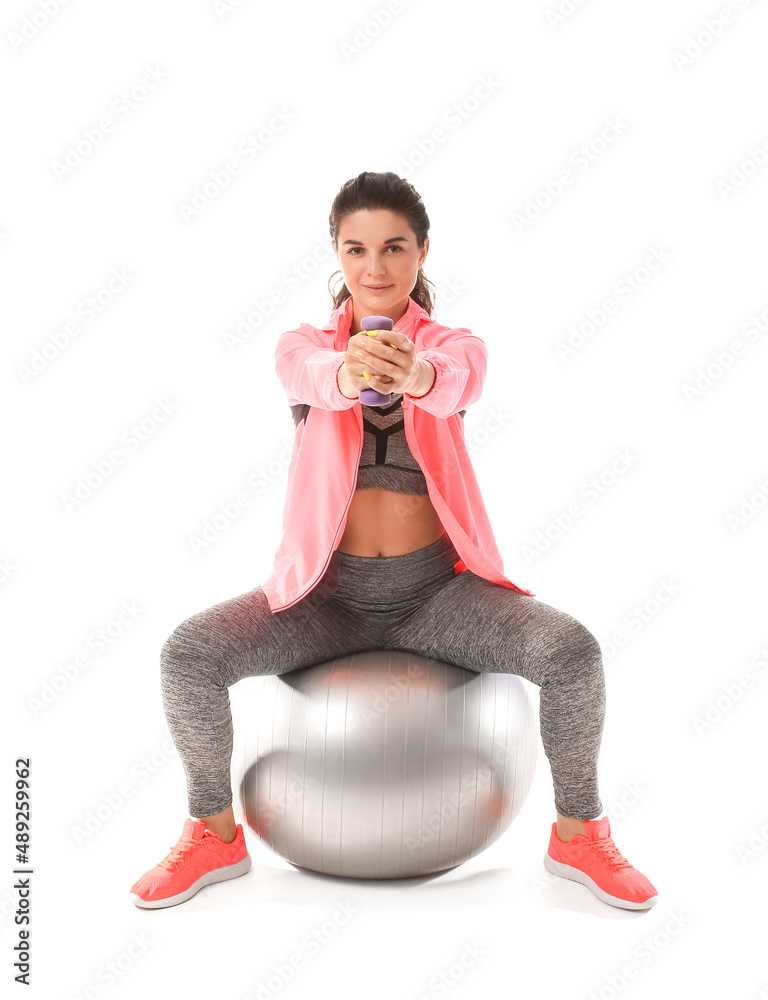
[261,294,535,613]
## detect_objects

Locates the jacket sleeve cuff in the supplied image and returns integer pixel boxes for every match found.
[330,355,360,408]
[403,351,459,415]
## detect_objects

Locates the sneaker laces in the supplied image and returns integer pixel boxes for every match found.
[588,836,633,872]
[157,835,205,872]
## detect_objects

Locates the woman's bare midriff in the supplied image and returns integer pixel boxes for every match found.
[337,487,446,556]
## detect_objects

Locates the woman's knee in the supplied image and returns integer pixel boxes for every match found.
[544,610,604,678]
[570,618,603,664]
[160,611,224,686]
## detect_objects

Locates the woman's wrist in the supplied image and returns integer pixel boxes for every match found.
[404,359,436,398]
[338,357,435,399]
[337,361,360,398]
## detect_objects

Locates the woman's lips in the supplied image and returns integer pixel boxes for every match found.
[365,284,392,292]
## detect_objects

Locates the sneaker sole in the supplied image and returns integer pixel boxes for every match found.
[130,853,252,909]
[543,853,658,910]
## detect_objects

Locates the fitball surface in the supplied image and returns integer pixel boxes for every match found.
[234,650,537,879]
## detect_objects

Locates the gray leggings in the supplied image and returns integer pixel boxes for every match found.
[160,532,606,821]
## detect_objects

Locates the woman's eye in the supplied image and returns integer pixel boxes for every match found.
[347,246,403,254]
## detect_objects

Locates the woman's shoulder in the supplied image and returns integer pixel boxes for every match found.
[416,312,479,343]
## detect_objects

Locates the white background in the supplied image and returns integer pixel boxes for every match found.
[3,0,767,998]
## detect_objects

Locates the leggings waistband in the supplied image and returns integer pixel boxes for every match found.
[329,531,461,602]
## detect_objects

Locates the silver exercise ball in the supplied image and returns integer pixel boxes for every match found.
[233,650,537,879]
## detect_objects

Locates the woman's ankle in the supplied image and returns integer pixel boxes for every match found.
[197,805,236,842]
[556,812,588,841]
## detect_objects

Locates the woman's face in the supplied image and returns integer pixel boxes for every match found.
[334,208,428,317]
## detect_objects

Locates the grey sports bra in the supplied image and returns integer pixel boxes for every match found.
[287,385,467,497]
[356,394,429,496]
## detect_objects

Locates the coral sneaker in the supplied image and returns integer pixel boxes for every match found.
[543,815,658,910]
[129,818,251,909]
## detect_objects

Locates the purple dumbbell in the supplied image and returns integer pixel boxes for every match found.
[358,315,394,406]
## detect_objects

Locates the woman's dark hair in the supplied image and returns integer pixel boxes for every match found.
[328,171,435,317]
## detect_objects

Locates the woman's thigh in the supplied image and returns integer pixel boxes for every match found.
[385,570,602,686]
[160,579,384,690]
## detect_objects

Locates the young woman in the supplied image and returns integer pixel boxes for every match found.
[130,171,658,911]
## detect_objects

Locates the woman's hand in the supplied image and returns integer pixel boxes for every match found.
[342,328,426,395]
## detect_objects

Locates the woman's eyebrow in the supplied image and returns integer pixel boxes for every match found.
[341,236,410,245]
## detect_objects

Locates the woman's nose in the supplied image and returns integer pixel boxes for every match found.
[366,256,386,274]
